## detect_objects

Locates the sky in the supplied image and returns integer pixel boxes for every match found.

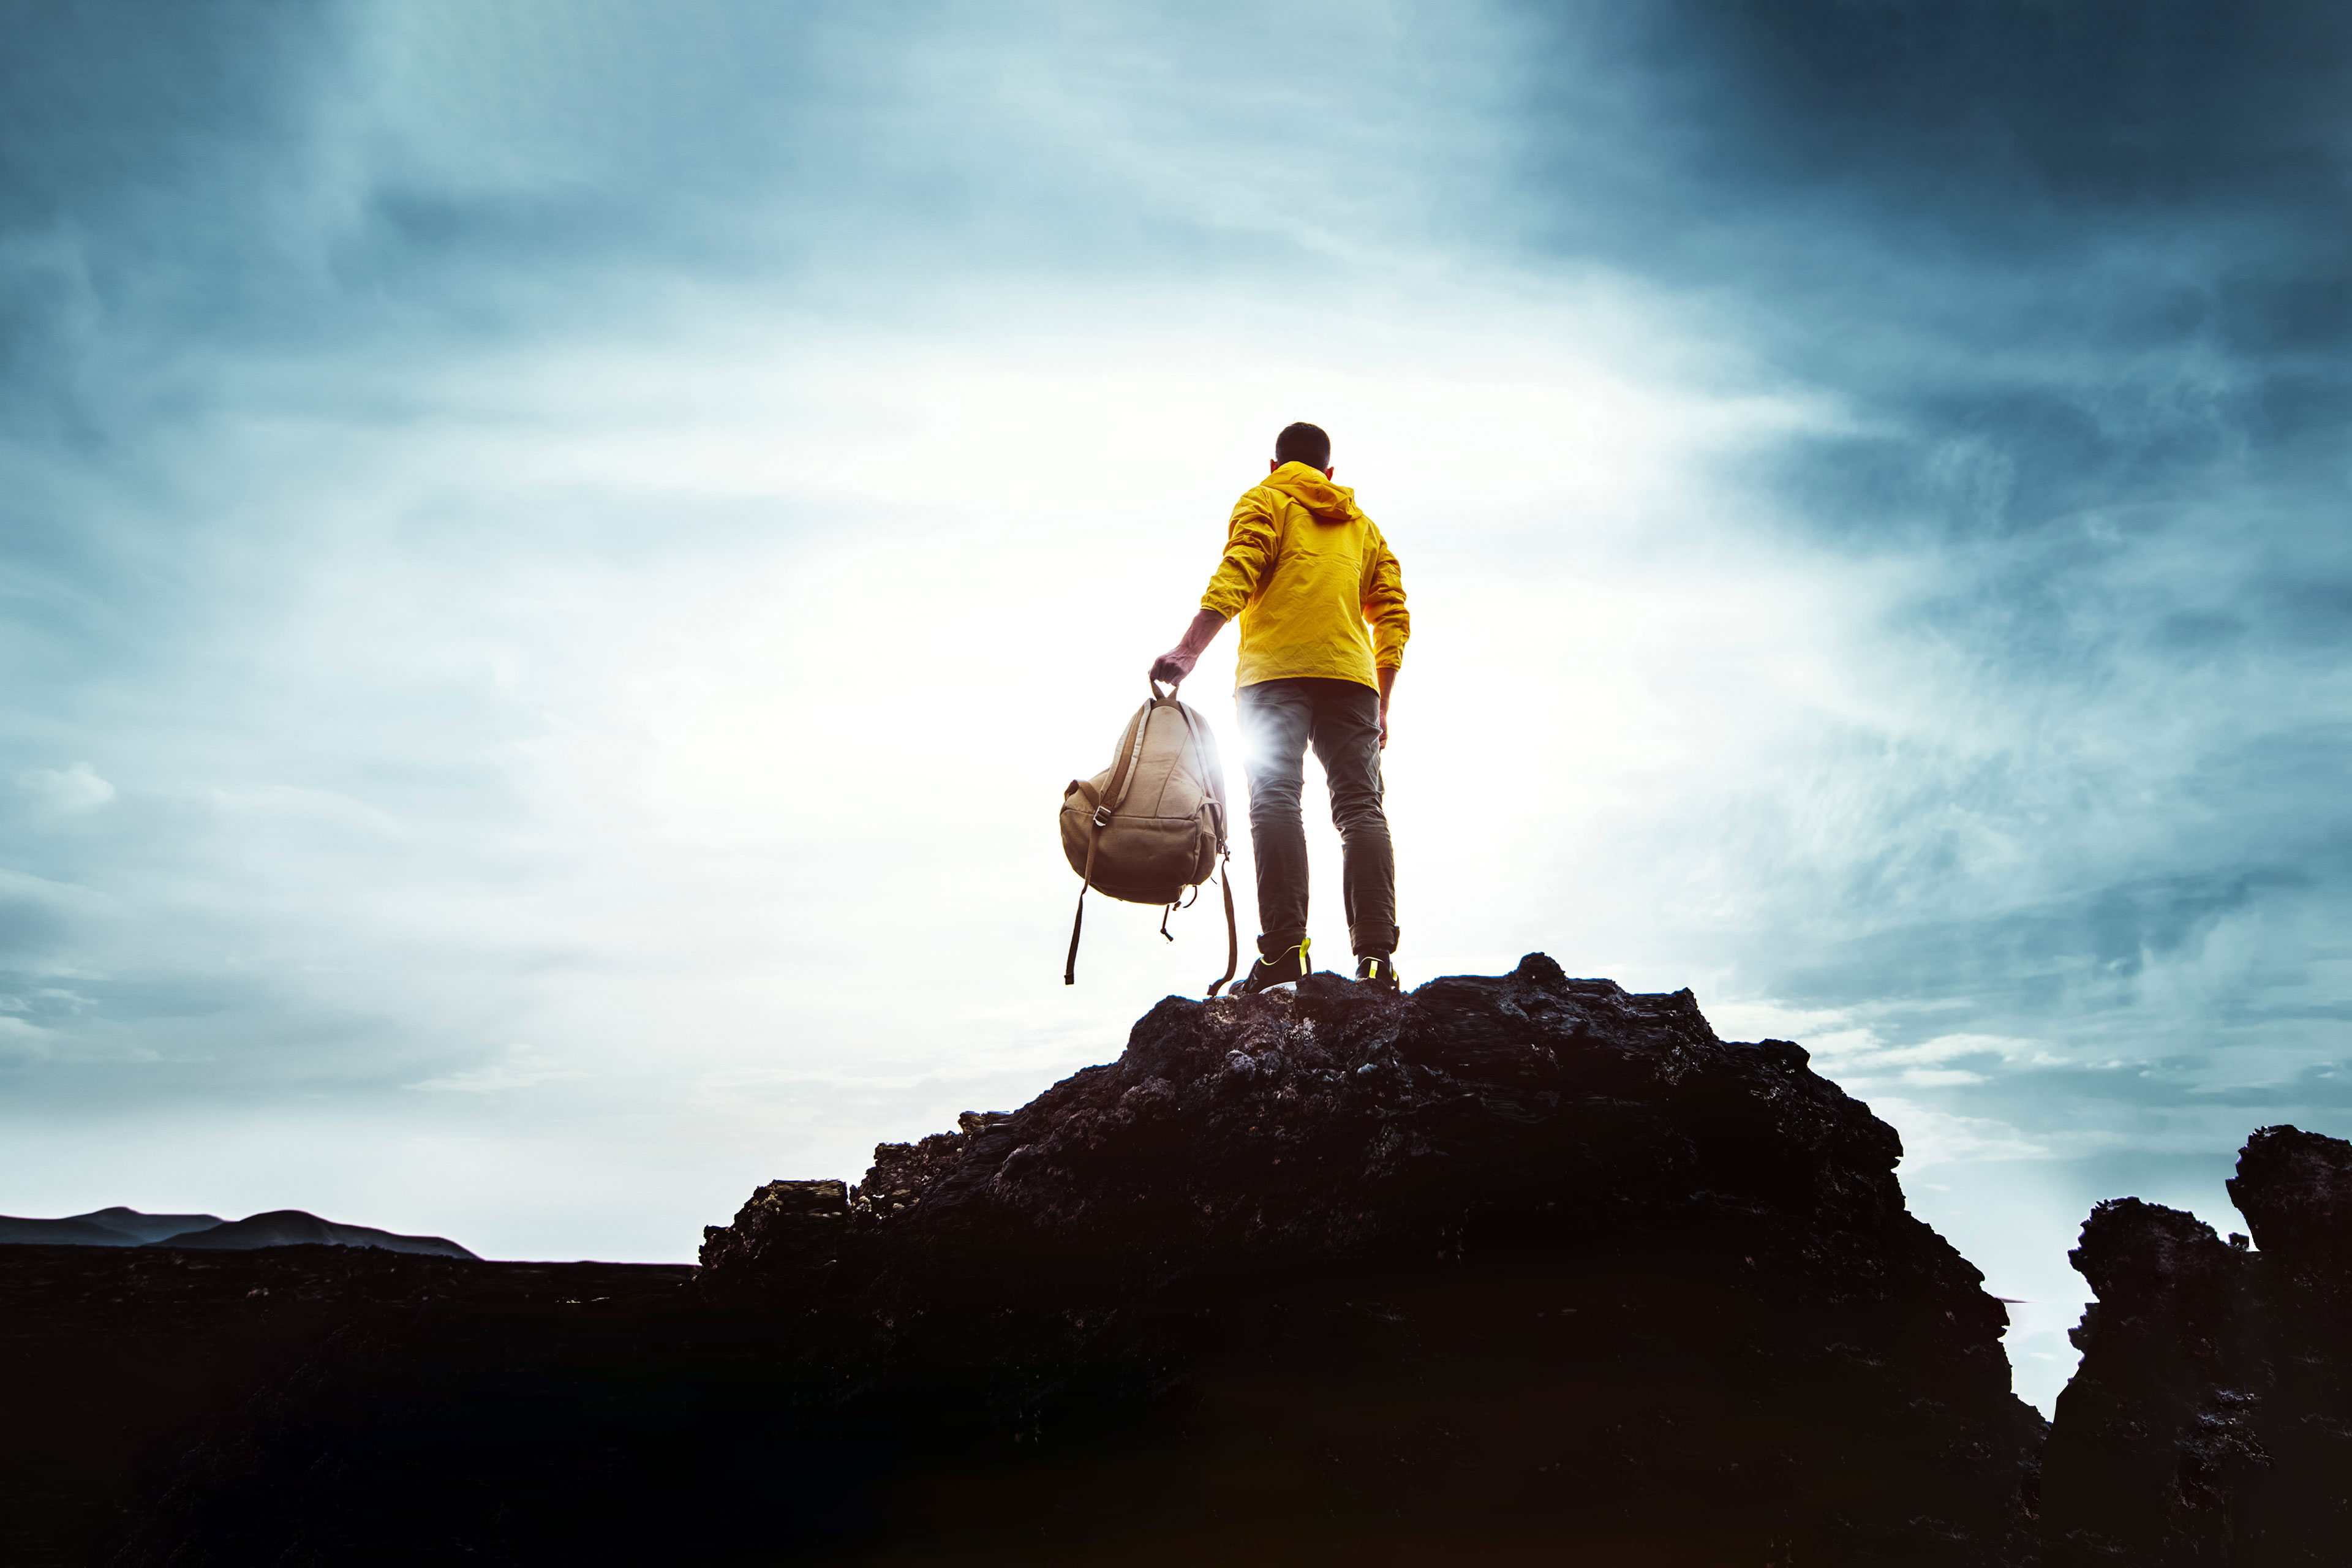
[4,0,2348,1413]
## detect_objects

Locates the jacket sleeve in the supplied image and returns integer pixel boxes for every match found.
[1199,492,1279,619]
[1363,532,1409,670]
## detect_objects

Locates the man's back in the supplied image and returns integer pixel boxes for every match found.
[1208,463,1409,692]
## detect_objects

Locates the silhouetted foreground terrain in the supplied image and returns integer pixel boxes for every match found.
[6,957,2056,1566]
[14,968,2345,1562]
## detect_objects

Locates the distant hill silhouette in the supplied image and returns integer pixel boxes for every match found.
[0,1208,223,1247]
[70,1208,229,1244]
[146,1210,477,1259]
[0,1206,472,1258]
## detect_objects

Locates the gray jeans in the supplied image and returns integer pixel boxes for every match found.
[1235,677,1398,959]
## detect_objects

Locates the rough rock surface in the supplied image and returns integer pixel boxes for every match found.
[692,957,2044,1564]
[2043,1125,2352,1564]
[98,959,2042,1564]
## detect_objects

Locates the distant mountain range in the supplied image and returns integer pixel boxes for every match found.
[0,1206,476,1259]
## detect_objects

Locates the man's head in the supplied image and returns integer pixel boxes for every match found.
[1272,421,1332,476]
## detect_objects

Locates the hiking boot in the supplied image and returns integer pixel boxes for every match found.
[1237,938,1311,993]
[1354,954,1401,993]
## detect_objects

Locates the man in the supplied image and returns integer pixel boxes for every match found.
[1150,422,1409,994]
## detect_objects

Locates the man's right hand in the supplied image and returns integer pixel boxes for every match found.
[1148,609,1229,687]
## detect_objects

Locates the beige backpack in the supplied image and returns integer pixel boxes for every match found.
[1060,679,1238,993]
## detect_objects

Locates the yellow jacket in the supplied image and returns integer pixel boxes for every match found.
[1200,462,1409,691]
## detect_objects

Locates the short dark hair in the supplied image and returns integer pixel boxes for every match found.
[1273,421,1330,470]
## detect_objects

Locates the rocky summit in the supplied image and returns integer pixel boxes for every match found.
[31,958,2053,1566]
[691,956,2045,1565]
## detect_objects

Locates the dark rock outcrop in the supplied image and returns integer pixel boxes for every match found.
[104,960,2041,1566]
[2043,1125,2352,1564]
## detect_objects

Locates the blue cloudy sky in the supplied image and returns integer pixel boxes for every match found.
[6,1,2348,1410]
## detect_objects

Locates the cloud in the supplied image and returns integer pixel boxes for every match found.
[1872,1099,2056,1165]
[0,1014,55,1064]
[18,763,114,812]
[405,1045,581,1095]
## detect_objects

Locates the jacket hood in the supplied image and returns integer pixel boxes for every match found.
[1262,461,1362,526]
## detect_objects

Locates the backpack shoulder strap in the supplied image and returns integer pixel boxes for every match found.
[1098,692,1161,825]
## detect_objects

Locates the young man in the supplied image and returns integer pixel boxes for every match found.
[1149,422,1409,993]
